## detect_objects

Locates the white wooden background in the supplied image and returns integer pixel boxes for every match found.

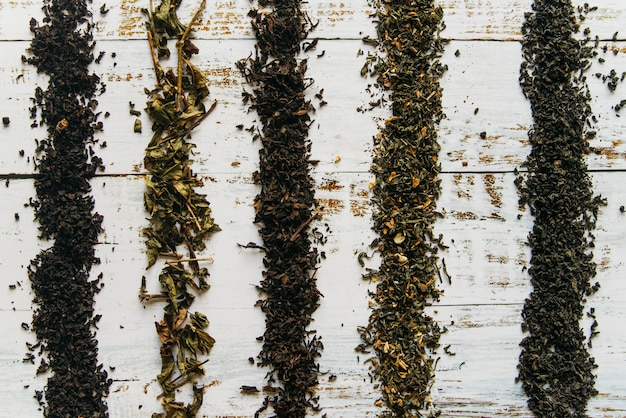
[1,0,625,416]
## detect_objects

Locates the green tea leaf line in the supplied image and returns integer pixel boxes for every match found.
[141,1,220,415]
[357,1,448,416]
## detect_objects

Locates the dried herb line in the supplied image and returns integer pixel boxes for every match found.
[357,0,448,416]
[516,1,605,416]
[238,1,323,416]
[140,0,220,415]
[25,0,111,415]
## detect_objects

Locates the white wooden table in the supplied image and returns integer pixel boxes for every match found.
[1,0,625,416]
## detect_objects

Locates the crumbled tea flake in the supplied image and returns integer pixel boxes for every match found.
[357,0,448,416]
[238,1,323,416]
[516,1,605,416]
[140,1,220,415]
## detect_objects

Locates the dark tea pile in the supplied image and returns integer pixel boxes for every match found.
[238,1,322,416]
[357,0,447,415]
[25,0,111,415]
[516,1,604,416]
[139,0,220,415]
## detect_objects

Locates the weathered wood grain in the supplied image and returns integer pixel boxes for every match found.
[1,170,625,416]
[4,171,624,309]
[1,0,625,41]
[1,0,626,416]
[2,38,626,175]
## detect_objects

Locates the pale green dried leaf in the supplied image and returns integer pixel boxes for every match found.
[173,180,190,199]
[185,60,209,101]
[152,0,186,37]
[186,385,204,416]
[157,354,175,386]
[145,236,162,268]
[190,312,209,329]
[159,271,178,312]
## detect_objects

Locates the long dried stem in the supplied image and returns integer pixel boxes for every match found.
[177,0,206,112]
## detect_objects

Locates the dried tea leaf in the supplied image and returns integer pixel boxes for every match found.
[179,323,215,356]
[159,271,179,312]
[157,355,175,386]
[173,180,191,199]
[152,0,186,37]
[187,385,204,415]
[173,307,188,329]
[190,311,209,329]
[146,97,176,129]
[185,59,209,101]
[156,320,175,345]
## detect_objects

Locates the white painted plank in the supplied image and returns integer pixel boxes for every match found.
[1,38,381,176]
[0,0,376,42]
[1,0,625,42]
[440,0,626,41]
[4,304,625,416]
[2,39,626,175]
[4,171,624,310]
[438,38,626,172]
[1,169,625,416]
[431,304,626,417]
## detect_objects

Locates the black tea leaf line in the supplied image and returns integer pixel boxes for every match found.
[25,0,112,415]
[237,0,324,416]
[516,1,606,416]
